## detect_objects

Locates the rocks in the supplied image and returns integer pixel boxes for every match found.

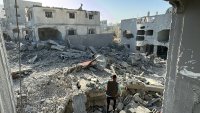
[46,40,66,51]
[117,102,124,111]
[5,41,16,50]
[11,68,33,79]
[60,51,84,60]
[88,46,97,54]
[119,110,126,113]
[51,44,65,51]
[72,93,87,113]
[71,45,86,51]
[134,106,151,113]
[126,106,151,113]
[20,43,28,51]
[120,61,129,68]
[36,42,46,50]
[93,110,102,113]
[28,55,38,63]
[47,40,59,45]
[127,108,135,113]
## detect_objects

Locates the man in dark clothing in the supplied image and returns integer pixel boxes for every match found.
[106,75,119,112]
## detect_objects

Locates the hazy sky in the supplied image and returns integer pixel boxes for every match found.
[0,0,171,23]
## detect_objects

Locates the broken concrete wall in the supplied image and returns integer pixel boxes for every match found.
[163,0,200,113]
[120,18,137,52]
[3,0,42,26]
[3,0,42,41]
[0,30,16,113]
[121,11,171,56]
[66,33,113,48]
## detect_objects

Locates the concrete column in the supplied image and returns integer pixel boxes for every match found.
[57,26,66,40]
[153,45,157,55]
[34,27,39,41]
[0,31,16,113]
[72,94,87,113]
[163,0,200,113]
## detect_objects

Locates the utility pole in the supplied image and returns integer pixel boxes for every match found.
[14,0,22,112]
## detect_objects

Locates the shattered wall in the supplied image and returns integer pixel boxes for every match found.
[0,30,16,113]
[66,33,113,48]
[2,0,42,40]
[120,18,137,52]
[163,0,200,112]
[3,0,42,25]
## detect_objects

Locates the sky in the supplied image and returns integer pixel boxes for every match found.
[0,0,171,23]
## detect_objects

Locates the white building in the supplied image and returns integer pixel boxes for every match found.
[121,18,137,52]
[26,6,100,41]
[100,20,108,33]
[121,8,172,59]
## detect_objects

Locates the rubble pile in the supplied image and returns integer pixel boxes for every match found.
[6,40,166,113]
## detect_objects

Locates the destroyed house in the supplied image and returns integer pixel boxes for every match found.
[26,6,101,41]
[121,8,172,59]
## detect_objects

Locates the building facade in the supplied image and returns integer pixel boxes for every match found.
[26,6,100,42]
[121,9,172,59]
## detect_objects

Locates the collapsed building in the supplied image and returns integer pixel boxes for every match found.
[121,9,172,59]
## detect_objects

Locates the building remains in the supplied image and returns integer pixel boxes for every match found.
[121,9,172,59]
[2,0,42,41]
[26,6,101,42]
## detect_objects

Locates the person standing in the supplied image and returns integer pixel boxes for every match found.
[106,75,119,112]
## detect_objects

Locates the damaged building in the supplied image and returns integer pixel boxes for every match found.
[26,6,101,42]
[121,9,172,59]
[2,0,42,41]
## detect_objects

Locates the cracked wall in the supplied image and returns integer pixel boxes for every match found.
[163,0,200,112]
[0,30,16,113]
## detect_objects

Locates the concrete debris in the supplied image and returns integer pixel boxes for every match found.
[134,106,151,113]
[117,102,124,111]
[6,42,166,113]
[11,68,33,79]
[71,45,86,51]
[20,43,28,51]
[36,42,46,50]
[119,110,126,113]
[5,41,16,50]
[47,40,60,46]
[51,44,65,51]
[28,55,38,64]
[88,46,97,54]
[72,94,87,113]
[126,80,164,94]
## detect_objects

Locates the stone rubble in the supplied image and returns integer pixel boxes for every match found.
[6,41,166,113]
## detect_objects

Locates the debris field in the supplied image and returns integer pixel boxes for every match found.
[6,40,166,113]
